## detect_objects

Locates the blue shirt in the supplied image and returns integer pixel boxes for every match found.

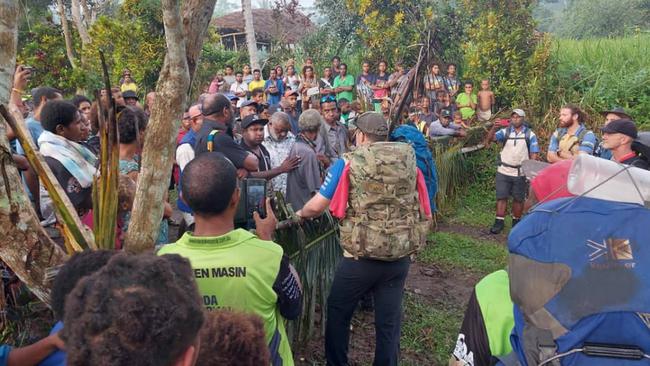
[494,125,540,154]
[319,159,346,200]
[0,345,10,366]
[264,79,285,105]
[547,124,597,154]
[16,116,44,155]
[37,321,65,366]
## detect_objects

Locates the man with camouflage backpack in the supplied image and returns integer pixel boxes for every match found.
[297,112,432,366]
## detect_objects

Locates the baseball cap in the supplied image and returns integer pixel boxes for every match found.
[240,100,258,108]
[600,107,631,119]
[511,108,525,117]
[241,114,268,129]
[284,90,298,98]
[225,93,239,101]
[440,109,452,118]
[601,119,638,139]
[298,109,323,131]
[122,90,138,100]
[356,112,389,137]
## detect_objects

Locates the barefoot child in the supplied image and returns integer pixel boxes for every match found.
[477,79,495,122]
[453,110,470,129]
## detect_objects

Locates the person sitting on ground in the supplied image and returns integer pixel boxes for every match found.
[456,81,477,124]
[547,104,597,163]
[286,110,325,211]
[263,112,297,195]
[193,93,259,176]
[196,310,270,366]
[38,100,95,232]
[62,253,205,366]
[118,106,172,247]
[240,114,300,183]
[477,79,495,122]
[483,109,540,234]
[37,250,116,366]
[158,153,302,366]
[429,109,466,138]
[601,118,649,169]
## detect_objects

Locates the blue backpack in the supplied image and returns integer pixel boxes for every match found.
[502,197,650,366]
[390,125,438,212]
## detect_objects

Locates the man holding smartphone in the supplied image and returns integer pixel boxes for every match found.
[159,152,302,366]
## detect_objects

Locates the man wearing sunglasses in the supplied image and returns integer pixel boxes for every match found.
[176,104,204,232]
[193,94,259,176]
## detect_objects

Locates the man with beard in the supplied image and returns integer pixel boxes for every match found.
[263,112,298,195]
[547,104,597,163]
[240,114,300,183]
[193,94,258,176]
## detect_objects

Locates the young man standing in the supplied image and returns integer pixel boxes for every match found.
[264,69,285,105]
[444,63,461,98]
[601,119,649,169]
[547,104,597,163]
[230,71,248,101]
[356,61,376,87]
[484,109,540,234]
[297,112,432,366]
[333,63,355,103]
[456,81,477,122]
[159,153,302,366]
[319,67,335,96]
[248,69,265,96]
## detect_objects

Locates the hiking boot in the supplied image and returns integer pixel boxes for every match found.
[512,218,521,227]
[490,219,505,234]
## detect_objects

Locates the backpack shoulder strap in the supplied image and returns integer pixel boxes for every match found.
[500,126,513,147]
[524,127,532,152]
[207,130,220,152]
[577,128,589,142]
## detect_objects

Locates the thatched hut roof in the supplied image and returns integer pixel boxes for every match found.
[212,9,314,45]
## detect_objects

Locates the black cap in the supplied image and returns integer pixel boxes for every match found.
[601,119,638,139]
[241,114,268,129]
[600,107,631,120]
[122,90,138,100]
[440,109,452,118]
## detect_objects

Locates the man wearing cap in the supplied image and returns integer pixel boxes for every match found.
[484,108,540,234]
[596,107,632,160]
[285,110,325,211]
[122,90,139,107]
[297,112,432,366]
[239,99,258,120]
[240,114,301,182]
[429,109,466,138]
[601,119,649,169]
[193,93,259,175]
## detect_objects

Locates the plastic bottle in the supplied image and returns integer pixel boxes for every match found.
[567,154,650,206]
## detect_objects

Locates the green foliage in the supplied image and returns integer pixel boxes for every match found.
[460,0,538,108]
[541,0,650,39]
[448,149,497,228]
[420,231,507,273]
[401,295,464,365]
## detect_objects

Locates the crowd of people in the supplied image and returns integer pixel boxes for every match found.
[2,52,649,366]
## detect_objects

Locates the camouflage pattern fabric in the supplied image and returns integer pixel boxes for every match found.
[339,142,429,261]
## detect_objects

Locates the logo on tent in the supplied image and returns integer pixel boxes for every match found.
[587,238,634,268]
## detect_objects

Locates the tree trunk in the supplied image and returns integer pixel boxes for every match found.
[0,0,67,304]
[71,0,91,46]
[182,0,218,85]
[55,0,77,69]
[242,0,260,69]
[124,0,190,253]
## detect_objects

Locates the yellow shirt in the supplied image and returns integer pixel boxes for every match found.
[248,79,266,93]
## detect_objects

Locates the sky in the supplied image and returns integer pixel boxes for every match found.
[222,0,316,12]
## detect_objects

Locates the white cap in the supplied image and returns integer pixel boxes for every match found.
[512,109,525,117]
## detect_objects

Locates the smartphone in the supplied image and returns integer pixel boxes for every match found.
[246,179,267,219]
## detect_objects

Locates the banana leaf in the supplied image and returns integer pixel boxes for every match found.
[92,52,120,250]
[0,105,95,251]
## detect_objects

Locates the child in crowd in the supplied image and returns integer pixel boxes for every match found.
[453,110,470,129]
[477,79,495,122]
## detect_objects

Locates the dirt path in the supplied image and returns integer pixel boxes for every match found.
[437,222,508,245]
[293,260,480,365]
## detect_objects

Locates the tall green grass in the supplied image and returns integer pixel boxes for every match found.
[545,35,649,130]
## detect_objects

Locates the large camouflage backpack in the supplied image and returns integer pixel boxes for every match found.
[338,142,429,261]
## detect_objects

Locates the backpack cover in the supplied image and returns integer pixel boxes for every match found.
[507,197,650,365]
[339,142,429,261]
[391,124,438,212]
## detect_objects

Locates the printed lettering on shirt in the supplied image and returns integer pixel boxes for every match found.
[193,267,247,278]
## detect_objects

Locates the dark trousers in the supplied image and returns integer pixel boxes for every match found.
[325,257,410,366]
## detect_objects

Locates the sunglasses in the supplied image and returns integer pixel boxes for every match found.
[320,95,336,103]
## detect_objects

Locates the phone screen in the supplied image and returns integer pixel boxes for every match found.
[246,179,267,219]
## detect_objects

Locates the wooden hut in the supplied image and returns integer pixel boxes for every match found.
[212,9,314,52]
